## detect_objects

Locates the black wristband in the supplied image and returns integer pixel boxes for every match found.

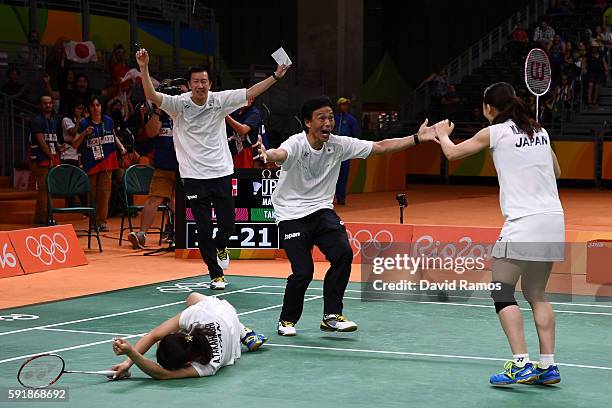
[271,72,280,80]
[413,133,420,145]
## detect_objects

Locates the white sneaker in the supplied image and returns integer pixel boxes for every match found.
[127,231,146,249]
[320,314,358,332]
[216,248,230,270]
[210,276,227,290]
[277,320,297,336]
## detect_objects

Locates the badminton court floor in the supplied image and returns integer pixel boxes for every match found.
[0,275,611,407]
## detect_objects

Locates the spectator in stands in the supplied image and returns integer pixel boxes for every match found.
[20,30,43,68]
[29,95,61,225]
[61,99,86,207]
[60,73,92,116]
[0,67,27,99]
[419,67,448,106]
[42,73,61,113]
[45,38,71,91]
[584,40,608,108]
[333,97,361,205]
[110,44,129,86]
[533,19,556,52]
[226,95,262,169]
[440,84,463,116]
[551,75,574,122]
[507,22,529,59]
[549,35,566,80]
[73,95,127,231]
[459,106,487,134]
[603,3,612,28]
[127,82,188,250]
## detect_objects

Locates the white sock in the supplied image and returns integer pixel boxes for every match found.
[239,324,251,341]
[539,354,555,368]
[513,354,530,367]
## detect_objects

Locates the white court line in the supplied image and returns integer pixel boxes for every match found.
[37,328,133,337]
[261,285,612,311]
[264,343,612,371]
[0,285,265,338]
[0,333,145,364]
[339,296,612,317]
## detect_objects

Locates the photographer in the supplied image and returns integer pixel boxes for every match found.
[128,79,187,250]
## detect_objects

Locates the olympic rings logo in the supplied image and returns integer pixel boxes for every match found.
[261,169,281,179]
[25,233,69,265]
[0,314,39,321]
[156,282,211,293]
[346,229,394,259]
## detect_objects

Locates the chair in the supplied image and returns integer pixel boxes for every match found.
[118,164,169,246]
[46,164,102,252]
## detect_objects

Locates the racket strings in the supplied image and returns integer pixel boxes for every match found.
[525,49,551,95]
[19,355,63,388]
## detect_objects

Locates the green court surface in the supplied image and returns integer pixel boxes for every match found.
[0,275,611,407]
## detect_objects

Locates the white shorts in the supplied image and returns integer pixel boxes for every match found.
[492,212,565,261]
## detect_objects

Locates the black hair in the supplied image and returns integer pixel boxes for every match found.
[300,96,334,130]
[156,324,214,370]
[186,65,213,82]
[483,82,541,137]
[39,94,52,104]
[87,94,102,108]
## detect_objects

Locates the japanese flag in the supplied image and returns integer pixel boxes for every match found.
[64,41,98,63]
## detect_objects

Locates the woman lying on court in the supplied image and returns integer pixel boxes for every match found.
[433,82,563,386]
[109,293,267,380]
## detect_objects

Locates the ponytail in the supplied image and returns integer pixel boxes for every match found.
[484,82,541,137]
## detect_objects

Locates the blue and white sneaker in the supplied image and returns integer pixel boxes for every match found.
[489,361,538,385]
[528,364,561,385]
[241,330,268,352]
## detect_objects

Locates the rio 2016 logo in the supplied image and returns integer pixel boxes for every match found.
[411,235,493,260]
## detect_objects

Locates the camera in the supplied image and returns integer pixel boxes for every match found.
[157,78,188,96]
[396,193,408,208]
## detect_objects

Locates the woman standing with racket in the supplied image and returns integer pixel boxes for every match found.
[433,82,563,386]
[110,293,267,380]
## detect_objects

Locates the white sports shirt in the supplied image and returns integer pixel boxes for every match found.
[489,119,563,220]
[272,132,373,222]
[160,89,247,179]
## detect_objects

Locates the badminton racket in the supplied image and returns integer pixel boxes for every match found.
[524,48,551,122]
[17,353,117,389]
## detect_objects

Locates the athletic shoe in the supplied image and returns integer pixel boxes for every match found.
[489,361,538,385]
[320,314,358,332]
[277,320,297,336]
[128,231,146,249]
[242,330,268,352]
[210,276,227,290]
[98,223,109,232]
[216,248,230,269]
[528,364,561,385]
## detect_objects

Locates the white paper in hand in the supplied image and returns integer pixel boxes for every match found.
[271,47,292,66]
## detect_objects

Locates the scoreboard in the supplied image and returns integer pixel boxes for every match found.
[175,168,280,253]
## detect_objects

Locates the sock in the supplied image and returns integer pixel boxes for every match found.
[239,324,252,341]
[539,354,555,369]
[513,354,530,367]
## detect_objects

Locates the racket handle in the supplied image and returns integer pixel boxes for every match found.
[65,370,117,376]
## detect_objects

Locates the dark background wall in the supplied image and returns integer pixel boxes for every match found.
[204,0,531,85]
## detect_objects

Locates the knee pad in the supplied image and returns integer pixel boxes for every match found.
[491,281,518,314]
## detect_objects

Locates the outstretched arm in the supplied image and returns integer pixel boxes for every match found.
[435,120,490,160]
[246,64,290,100]
[371,119,437,155]
[110,314,181,379]
[135,49,163,107]
[254,135,287,163]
